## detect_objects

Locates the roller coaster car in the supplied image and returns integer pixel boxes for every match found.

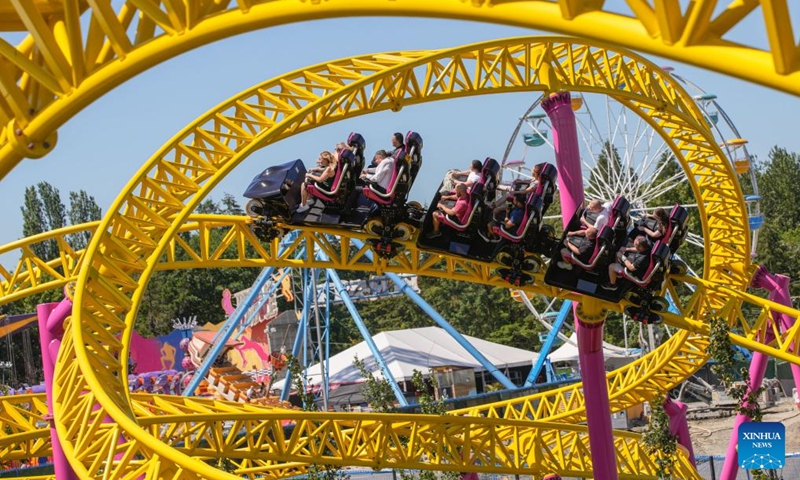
[243,132,373,239]
[416,156,491,251]
[363,131,426,257]
[417,171,556,286]
[543,196,632,298]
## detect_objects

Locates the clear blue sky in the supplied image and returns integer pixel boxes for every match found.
[1,15,799,257]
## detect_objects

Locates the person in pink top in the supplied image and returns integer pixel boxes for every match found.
[427,183,469,238]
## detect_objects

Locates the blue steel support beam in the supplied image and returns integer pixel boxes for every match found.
[524,300,572,387]
[325,267,408,406]
[183,265,278,396]
[323,274,332,402]
[184,233,298,396]
[281,270,313,403]
[351,239,517,391]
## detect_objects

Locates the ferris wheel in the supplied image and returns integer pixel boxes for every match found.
[500,69,763,256]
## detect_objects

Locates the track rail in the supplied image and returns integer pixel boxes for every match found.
[0,37,755,478]
[48,37,749,478]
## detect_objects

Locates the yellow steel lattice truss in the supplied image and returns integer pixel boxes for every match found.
[0,0,799,179]
[16,37,752,479]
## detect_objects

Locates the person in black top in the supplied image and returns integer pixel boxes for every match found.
[603,235,651,289]
[389,132,405,159]
[556,226,597,269]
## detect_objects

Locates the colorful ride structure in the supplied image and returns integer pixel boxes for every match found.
[1,24,800,480]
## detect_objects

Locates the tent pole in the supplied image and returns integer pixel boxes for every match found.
[325,268,408,406]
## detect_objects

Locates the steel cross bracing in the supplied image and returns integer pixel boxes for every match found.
[1,0,800,179]
[0,38,754,478]
[0,217,797,419]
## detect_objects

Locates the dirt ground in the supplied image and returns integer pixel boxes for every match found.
[688,397,800,456]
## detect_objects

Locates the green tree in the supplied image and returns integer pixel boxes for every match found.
[67,190,102,249]
[754,147,800,288]
[21,186,48,260]
[20,182,68,261]
[353,355,397,413]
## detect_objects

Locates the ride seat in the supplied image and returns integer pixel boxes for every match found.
[493,192,544,242]
[603,195,632,249]
[307,149,354,202]
[569,224,615,270]
[664,204,689,252]
[480,157,500,197]
[441,183,485,232]
[362,154,407,205]
[405,131,424,182]
[621,240,670,287]
[347,132,367,179]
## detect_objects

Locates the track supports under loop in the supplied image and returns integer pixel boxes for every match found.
[545,91,618,480]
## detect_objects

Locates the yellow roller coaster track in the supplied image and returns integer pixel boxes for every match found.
[0,0,799,180]
[1,211,798,430]
[3,215,800,474]
[19,36,751,479]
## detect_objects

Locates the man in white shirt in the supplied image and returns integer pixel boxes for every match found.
[581,199,609,231]
[361,150,395,192]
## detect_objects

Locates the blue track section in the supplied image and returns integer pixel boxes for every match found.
[523,300,572,387]
[183,234,298,397]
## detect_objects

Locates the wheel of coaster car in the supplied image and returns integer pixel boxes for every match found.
[650,296,669,312]
[365,218,383,236]
[522,255,544,273]
[246,199,263,217]
[395,223,413,241]
[625,290,644,306]
[495,250,514,267]
[670,259,688,275]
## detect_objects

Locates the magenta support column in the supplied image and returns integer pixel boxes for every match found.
[543,92,618,480]
[721,265,800,479]
[36,297,78,480]
[663,396,696,466]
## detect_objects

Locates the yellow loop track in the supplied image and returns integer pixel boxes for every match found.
[11,36,750,479]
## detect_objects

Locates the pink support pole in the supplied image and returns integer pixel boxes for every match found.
[543,92,618,480]
[663,396,696,466]
[36,298,78,480]
[721,265,799,479]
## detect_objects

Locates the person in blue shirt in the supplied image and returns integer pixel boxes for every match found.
[485,194,525,240]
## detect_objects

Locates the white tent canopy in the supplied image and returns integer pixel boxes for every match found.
[274,326,538,388]
[547,332,639,368]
